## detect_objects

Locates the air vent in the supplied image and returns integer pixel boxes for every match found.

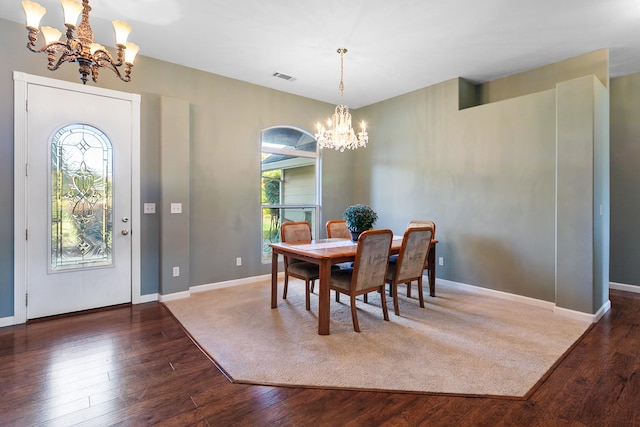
[273,72,296,82]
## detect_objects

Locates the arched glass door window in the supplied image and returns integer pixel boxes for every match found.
[50,124,113,271]
[261,126,319,262]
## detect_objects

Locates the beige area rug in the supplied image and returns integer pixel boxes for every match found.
[164,279,591,398]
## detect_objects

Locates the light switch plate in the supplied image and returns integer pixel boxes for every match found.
[143,203,156,214]
[170,203,182,214]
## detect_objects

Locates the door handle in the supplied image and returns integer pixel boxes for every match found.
[121,229,130,236]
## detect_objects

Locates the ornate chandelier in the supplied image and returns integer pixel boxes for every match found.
[315,48,368,151]
[21,0,139,84]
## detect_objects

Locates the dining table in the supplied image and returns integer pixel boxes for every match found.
[270,236,438,335]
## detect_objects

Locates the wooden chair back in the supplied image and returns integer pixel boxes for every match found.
[281,221,312,267]
[281,221,312,243]
[394,226,433,284]
[407,220,436,239]
[351,229,394,293]
[407,220,436,269]
[280,221,316,310]
[326,219,350,239]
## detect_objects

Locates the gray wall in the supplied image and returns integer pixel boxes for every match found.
[611,73,640,287]
[358,50,611,312]
[359,80,558,302]
[320,149,359,237]
[476,49,609,105]
[160,97,191,295]
[0,17,348,318]
[2,16,639,320]
[556,76,609,313]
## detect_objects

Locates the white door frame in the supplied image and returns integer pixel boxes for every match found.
[13,71,142,325]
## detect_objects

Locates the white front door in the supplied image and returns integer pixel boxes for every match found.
[24,81,134,319]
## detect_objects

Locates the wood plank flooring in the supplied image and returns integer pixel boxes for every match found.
[0,289,639,426]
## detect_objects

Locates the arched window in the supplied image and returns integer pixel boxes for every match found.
[261,126,319,262]
[51,124,113,271]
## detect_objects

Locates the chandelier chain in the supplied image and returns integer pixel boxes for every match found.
[339,48,345,106]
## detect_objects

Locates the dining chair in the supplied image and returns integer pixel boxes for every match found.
[385,225,434,316]
[323,219,354,278]
[391,220,436,299]
[326,219,351,239]
[280,221,317,311]
[329,229,393,332]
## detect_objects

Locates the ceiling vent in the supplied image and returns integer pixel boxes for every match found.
[273,72,296,82]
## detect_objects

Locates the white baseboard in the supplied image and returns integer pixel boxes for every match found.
[158,290,191,302]
[610,282,640,294]
[436,278,609,323]
[158,273,283,302]
[0,316,15,328]
[157,277,639,304]
[190,273,277,293]
[555,300,611,323]
[436,278,556,310]
[136,293,159,304]
[0,276,274,326]
[4,274,615,323]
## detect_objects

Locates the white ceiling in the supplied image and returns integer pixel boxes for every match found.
[3,0,640,108]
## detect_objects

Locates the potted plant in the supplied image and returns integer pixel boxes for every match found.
[343,204,378,241]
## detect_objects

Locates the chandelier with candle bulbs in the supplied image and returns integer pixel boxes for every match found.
[315,48,368,151]
[21,0,139,84]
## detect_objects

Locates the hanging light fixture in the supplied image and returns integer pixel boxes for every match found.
[315,48,368,151]
[21,0,139,84]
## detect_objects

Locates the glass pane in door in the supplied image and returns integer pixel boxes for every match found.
[50,124,113,271]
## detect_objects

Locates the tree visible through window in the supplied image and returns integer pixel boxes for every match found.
[262,169,281,247]
[261,126,318,262]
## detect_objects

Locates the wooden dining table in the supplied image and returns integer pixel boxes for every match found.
[270,236,438,335]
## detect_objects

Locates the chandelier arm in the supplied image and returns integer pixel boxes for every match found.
[93,48,123,68]
[93,53,132,82]
[90,62,99,83]
[44,43,80,71]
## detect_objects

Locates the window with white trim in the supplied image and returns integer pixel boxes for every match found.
[261,126,319,262]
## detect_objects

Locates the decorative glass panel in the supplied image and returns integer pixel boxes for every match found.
[51,124,113,271]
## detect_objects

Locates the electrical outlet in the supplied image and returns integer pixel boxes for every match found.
[170,203,182,214]
[438,257,444,266]
[173,266,179,277]
[236,257,242,266]
[143,203,156,214]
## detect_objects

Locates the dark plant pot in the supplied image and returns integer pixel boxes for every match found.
[350,231,362,242]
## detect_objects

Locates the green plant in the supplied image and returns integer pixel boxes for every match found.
[343,204,378,232]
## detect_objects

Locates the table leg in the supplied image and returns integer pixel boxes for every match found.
[271,251,278,309]
[318,259,332,335]
[428,243,436,297]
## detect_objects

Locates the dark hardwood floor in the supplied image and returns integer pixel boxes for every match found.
[1,289,639,426]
